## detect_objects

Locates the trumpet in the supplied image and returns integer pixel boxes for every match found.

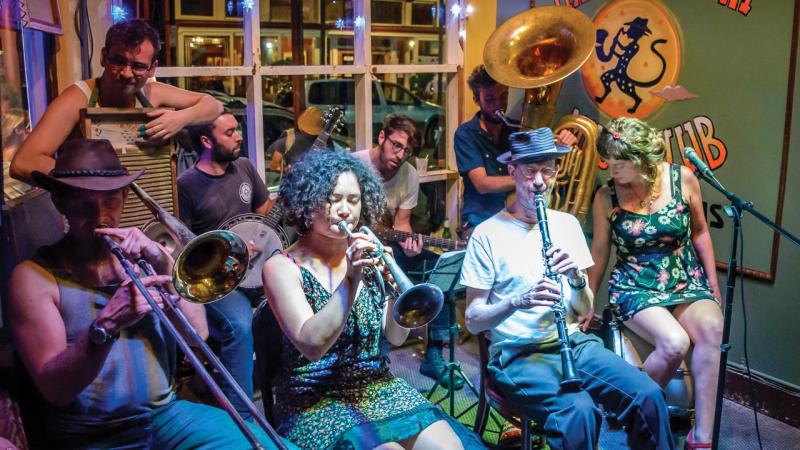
[337,221,444,328]
[112,182,287,450]
[534,192,581,389]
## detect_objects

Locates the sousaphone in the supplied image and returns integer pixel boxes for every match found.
[484,6,600,221]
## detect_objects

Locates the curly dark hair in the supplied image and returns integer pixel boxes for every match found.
[104,18,161,62]
[278,150,386,235]
[467,64,499,98]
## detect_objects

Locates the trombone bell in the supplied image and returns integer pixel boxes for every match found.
[172,230,250,304]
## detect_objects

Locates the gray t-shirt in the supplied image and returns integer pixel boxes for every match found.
[177,158,269,235]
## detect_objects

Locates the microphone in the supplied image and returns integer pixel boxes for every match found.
[683,147,716,180]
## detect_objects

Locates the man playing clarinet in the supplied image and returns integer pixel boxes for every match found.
[460,128,674,450]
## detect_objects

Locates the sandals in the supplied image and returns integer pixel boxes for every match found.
[684,430,712,449]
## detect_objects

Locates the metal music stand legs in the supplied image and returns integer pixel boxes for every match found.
[422,251,480,418]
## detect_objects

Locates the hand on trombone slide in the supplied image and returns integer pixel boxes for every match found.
[96,227,168,270]
[93,227,177,335]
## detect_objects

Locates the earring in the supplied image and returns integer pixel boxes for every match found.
[62,215,70,234]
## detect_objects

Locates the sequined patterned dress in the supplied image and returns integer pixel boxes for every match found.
[608,164,717,321]
[272,266,443,450]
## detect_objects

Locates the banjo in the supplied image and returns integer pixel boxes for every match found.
[219,212,290,290]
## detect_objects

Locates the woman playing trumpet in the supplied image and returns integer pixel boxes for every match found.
[261,150,482,450]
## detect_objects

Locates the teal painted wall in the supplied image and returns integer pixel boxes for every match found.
[495,0,800,387]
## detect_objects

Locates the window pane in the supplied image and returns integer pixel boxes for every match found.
[185,35,232,67]
[168,3,346,66]
[180,0,214,17]
[2,21,34,201]
[224,0,246,18]
[371,35,444,65]
[262,76,356,184]
[411,2,437,26]
[374,74,446,170]
[270,0,320,22]
[372,1,403,24]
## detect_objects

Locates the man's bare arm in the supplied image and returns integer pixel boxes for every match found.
[145,83,223,140]
[9,86,88,183]
[8,262,114,406]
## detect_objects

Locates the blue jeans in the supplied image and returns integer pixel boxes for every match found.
[153,399,297,449]
[206,288,254,421]
[44,400,296,449]
[489,332,674,450]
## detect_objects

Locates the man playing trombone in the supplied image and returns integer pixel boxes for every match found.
[6,139,293,449]
[461,129,674,450]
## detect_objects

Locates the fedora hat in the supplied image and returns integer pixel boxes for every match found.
[297,107,324,135]
[32,139,144,192]
[497,128,571,165]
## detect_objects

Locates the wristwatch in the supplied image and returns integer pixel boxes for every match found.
[88,320,119,346]
[567,272,587,290]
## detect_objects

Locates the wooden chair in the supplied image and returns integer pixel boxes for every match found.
[473,332,545,450]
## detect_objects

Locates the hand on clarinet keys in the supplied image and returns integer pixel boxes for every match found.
[513,278,562,309]
[545,245,579,277]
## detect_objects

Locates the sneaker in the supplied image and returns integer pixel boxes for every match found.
[419,346,464,390]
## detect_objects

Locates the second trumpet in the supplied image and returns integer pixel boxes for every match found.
[337,221,444,329]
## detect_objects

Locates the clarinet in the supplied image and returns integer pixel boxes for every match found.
[534,192,582,389]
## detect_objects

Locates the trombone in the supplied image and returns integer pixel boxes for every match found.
[337,221,444,328]
[104,182,287,450]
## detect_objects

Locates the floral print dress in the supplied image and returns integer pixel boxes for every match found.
[607,164,717,321]
[272,264,439,450]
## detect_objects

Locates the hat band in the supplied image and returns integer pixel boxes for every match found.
[50,168,130,178]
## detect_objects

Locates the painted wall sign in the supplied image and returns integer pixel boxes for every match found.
[546,0,797,281]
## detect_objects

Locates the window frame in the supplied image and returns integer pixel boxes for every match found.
[159,0,464,225]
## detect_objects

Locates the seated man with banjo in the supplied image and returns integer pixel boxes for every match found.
[177,111,274,421]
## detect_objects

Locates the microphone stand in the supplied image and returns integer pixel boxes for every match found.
[694,171,800,450]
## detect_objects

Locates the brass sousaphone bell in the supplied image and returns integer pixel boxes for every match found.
[484,6,600,222]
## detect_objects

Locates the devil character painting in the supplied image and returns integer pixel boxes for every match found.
[594,17,667,114]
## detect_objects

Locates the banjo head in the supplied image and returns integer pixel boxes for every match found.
[220,213,289,289]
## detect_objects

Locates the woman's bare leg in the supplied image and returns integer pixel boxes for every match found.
[625,306,691,387]
[674,300,723,443]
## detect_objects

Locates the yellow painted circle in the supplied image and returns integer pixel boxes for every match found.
[581,0,682,119]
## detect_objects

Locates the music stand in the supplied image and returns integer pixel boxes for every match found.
[423,250,480,418]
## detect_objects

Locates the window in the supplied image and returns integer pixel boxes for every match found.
[411,2,438,26]
[270,0,320,22]
[372,1,403,24]
[181,0,214,17]
[158,0,462,223]
[2,18,34,201]
[381,83,416,106]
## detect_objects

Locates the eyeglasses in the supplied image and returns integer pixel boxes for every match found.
[516,165,557,180]
[107,54,152,76]
[385,136,411,156]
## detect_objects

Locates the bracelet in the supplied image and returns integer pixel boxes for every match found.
[567,272,587,290]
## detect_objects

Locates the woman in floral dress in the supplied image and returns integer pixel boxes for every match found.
[261,150,483,450]
[587,117,722,449]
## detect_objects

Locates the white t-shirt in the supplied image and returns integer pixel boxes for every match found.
[353,149,419,216]
[460,209,594,359]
